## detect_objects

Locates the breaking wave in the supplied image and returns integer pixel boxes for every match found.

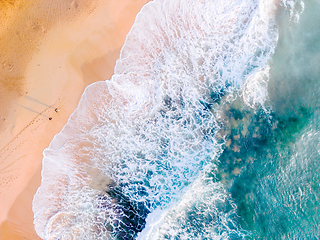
[32,0,313,239]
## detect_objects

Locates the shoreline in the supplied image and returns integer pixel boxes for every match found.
[0,0,150,238]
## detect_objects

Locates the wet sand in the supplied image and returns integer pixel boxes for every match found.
[0,0,150,239]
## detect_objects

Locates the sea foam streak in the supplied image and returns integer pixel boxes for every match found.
[33,0,278,239]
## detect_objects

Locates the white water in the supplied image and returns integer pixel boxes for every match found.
[33,0,282,239]
[137,174,246,239]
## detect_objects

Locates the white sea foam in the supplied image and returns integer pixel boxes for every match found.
[33,0,280,239]
[242,66,270,111]
[282,0,305,22]
[137,174,246,239]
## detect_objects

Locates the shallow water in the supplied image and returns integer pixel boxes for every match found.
[33,0,320,239]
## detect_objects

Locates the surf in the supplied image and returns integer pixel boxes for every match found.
[32,0,294,239]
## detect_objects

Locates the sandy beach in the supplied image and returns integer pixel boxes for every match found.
[0,0,150,239]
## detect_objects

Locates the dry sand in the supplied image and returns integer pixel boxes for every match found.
[0,0,150,239]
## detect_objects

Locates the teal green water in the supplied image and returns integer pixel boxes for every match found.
[33,0,320,239]
[223,1,320,238]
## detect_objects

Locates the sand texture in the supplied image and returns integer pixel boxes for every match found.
[0,0,150,239]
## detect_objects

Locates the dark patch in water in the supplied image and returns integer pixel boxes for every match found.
[214,97,314,238]
[106,186,151,240]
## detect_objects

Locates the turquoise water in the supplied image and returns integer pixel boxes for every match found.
[33,0,320,239]
[231,1,320,238]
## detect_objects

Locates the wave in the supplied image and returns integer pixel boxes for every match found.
[33,0,281,239]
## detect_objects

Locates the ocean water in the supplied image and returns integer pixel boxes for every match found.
[32,0,320,239]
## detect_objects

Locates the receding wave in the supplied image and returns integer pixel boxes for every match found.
[33,0,292,239]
